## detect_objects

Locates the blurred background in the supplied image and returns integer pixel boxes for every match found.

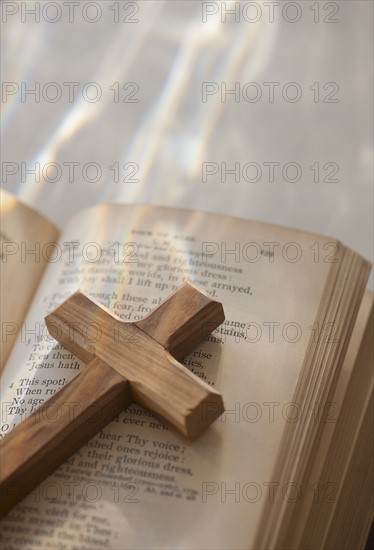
[1,0,373,286]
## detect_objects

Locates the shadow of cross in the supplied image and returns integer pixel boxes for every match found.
[0,283,225,517]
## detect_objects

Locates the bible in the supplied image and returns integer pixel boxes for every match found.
[0,189,372,549]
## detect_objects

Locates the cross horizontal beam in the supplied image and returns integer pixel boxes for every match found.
[0,283,225,516]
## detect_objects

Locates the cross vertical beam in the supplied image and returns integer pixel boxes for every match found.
[0,283,225,516]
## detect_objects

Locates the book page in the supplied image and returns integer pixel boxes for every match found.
[286,291,373,549]
[0,190,59,371]
[1,204,336,549]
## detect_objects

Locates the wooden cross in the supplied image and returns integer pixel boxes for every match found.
[0,283,225,516]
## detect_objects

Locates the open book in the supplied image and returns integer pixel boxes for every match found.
[0,190,372,549]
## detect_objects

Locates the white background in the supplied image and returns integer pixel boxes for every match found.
[1,0,373,286]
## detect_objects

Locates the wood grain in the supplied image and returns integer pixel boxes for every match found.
[135,283,225,359]
[1,358,130,517]
[0,283,225,516]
